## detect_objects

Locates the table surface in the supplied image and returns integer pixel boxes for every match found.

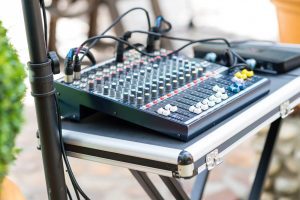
[62,69,300,177]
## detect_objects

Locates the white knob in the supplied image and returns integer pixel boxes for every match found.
[208,101,215,107]
[194,108,202,114]
[189,106,196,112]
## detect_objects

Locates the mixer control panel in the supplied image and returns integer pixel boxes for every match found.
[55,49,270,141]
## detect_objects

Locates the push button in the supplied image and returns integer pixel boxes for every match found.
[170,106,178,112]
[221,93,228,100]
[215,97,222,103]
[157,107,164,115]
[201,104,209,110]
[202,98,209,105]
[162,109,171,116]
[208,101,215,107]
[194,108,202,114]
[189,106,196,112]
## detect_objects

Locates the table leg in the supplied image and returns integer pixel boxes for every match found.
[191,169,209,200]
[248,118,282,200]
[130,170,164,200]
[159,176,190,200]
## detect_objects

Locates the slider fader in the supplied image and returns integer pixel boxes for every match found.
[55,49,270,141]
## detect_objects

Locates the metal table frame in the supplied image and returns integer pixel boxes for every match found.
[22,1,299,199]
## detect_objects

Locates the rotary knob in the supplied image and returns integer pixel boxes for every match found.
[88,80,94,91]
[151,90,158,99]
[179,76,185,86]
[144,93,150,103]
[129,94,135,104]
[123,92,129,102]
[159,86,164,96]
[172,80,178,89]
[185,74,191,83]
[103,85,109,95]
[166,83,172,93]
[137,96,143,106]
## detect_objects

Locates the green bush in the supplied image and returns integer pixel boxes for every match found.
[0,21,26,184]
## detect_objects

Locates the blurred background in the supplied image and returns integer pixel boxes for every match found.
[0,0,299,199]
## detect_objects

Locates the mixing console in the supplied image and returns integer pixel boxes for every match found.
[55,49,270,141]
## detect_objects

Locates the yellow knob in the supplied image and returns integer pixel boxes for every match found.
[246,70,254,77]
[241,69,248,75]
[241,74,248,80]
[234,72,242,78]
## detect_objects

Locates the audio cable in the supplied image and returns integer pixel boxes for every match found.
[78,7,152,62]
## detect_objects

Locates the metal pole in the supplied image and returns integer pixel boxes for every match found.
[21,1,67,199]
[159,176,189,200]
[248,118,282,200]
[130,170,164,200]
[191,169,209,200]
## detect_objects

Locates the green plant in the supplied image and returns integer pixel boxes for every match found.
[0,21,26,184]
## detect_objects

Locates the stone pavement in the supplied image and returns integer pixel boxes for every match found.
[0,0,285,199]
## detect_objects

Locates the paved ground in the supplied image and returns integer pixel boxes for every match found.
[1,0,281,199]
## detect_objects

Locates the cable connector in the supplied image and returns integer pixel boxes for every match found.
[64,49,74,83]
[73,54,81,80]
[116,32,132,63]
[146,26,160,53]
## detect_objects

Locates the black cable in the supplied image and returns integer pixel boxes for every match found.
[123,30,251,69]
[39,0,48,49]
[79,49,96,65]
[67,186,73,200]
[78,35,157,57]
[159,17,172,33]
[126,30,194,42]
[79,7,151,62]
[54,94,90,200]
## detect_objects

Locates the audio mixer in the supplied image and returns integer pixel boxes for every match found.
[55,49,270,141]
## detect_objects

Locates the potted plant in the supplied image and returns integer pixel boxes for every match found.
[272,0,300,43]
[0,21,26,199]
